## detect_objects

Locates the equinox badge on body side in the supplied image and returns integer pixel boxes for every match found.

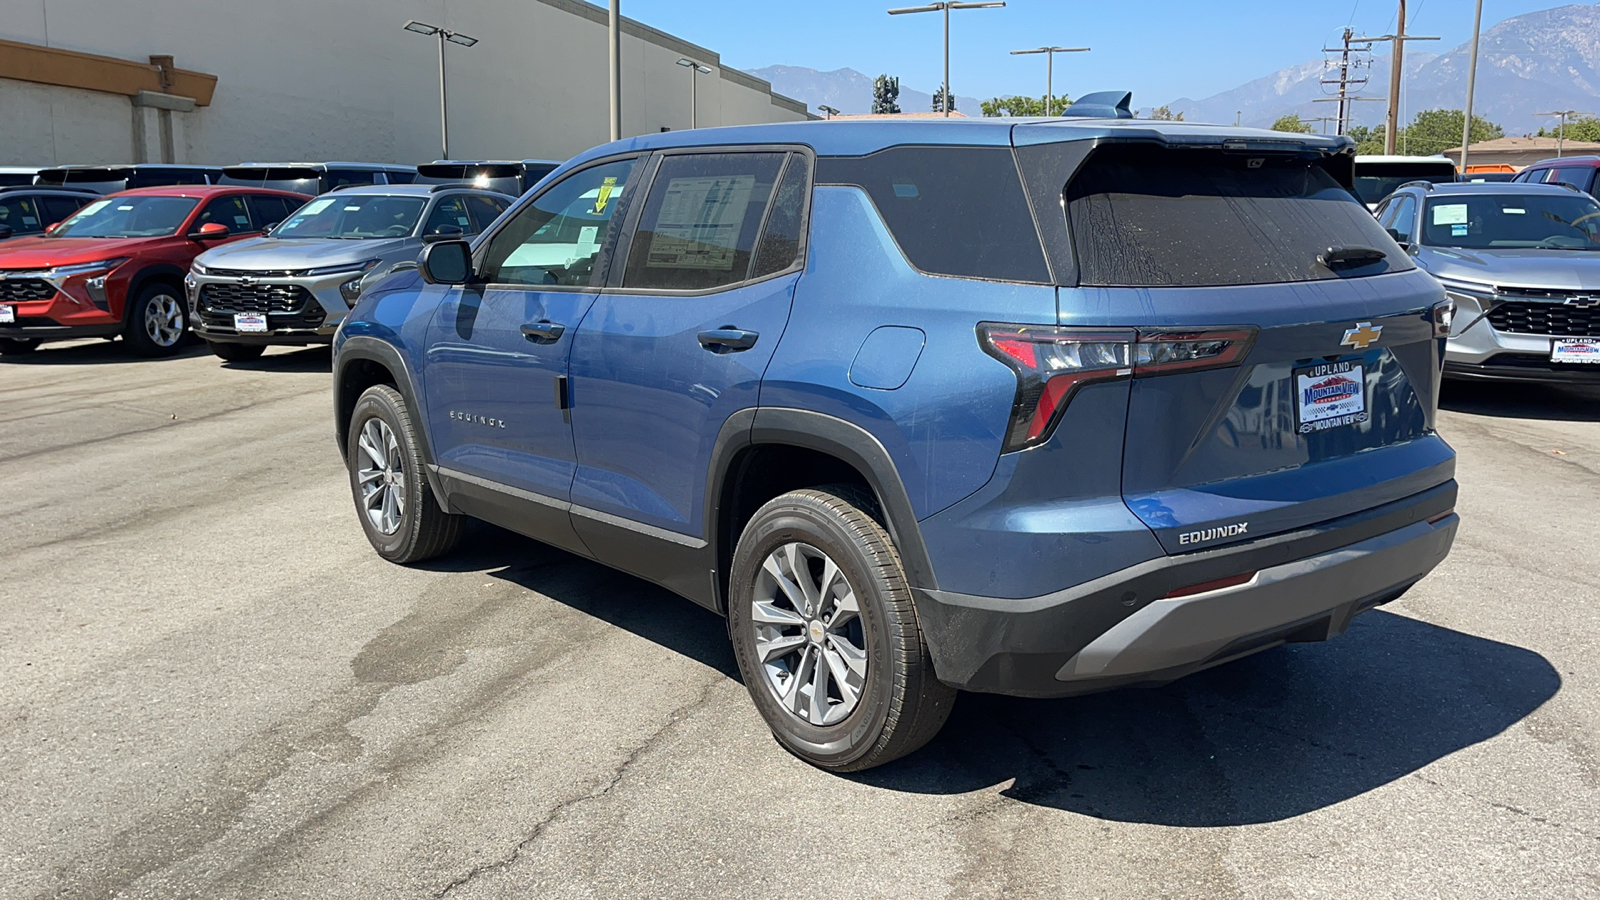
[1178,522,1249,546]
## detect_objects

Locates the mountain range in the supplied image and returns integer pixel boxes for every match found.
[753,3,1600,135]
[1168,3,1600,135]
[749,65,983,116]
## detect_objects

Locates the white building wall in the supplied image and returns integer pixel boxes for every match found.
[0,0,811,167]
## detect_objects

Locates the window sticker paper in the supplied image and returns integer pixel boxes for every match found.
[1432,203,1468,225]
[644,174,755,271]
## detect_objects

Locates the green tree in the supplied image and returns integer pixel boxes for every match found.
[1397,109,1503,156]
[1557,117,1600,143]
[1270,113,1314,133]
[1346,124,1386,155]
[980,94,1070,116]
[932,83,955,114]
[1147,104,1184,121]
[871,74,901,115]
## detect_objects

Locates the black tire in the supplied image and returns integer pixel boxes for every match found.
[728,485,955,772]
[122,282,190,357]
[208,341,266,362]
[0,338,40,355]
[346,384,464,563]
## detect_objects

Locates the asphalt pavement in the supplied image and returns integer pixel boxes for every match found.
[2,340,1596,899]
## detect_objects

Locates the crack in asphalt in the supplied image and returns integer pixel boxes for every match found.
[1411,773,1600,843]
[433,673,727,898]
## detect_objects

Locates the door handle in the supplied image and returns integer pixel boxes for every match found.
[697,328,759,353]
[521,320,565,343]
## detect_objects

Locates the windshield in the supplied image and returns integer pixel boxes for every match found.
[1421,194,1600,251]
[271,195,426,239]
[51,196,199,238]
[1353,162,1458,205]
[0,196,48,235]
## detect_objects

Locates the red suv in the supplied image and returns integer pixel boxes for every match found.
[0,185,310,356]
[1512,156,1600,199]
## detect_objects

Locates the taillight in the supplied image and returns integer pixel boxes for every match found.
[978,323,1259,452]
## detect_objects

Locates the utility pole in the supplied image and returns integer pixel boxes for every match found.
[888,2,1006,118]
[609,0,622,141]
[676,58,712,129]
[1319,28,1372,134]
[818,104,839,119]
[1010,46,1089,116]
[1537,110,1589,157]
[1355,2,1438,154]
[1459,0,1484,171]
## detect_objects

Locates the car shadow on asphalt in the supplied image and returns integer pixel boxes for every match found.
[415,520,741,681]
[1442,379,1600,422]
[406,524,1559,825]
[219,346,332,372]
[0,339,211,365]
[857,609,1560,825]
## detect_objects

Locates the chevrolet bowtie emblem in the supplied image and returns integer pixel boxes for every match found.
[1341,322,1383,350]
[1565,295,1600,309]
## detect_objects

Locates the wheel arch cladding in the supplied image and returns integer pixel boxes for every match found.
[126,264,187,313]
[334,337,426,463]
[709,408,937,615]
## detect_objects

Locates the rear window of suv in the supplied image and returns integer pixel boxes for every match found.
[1065,147,1410,287]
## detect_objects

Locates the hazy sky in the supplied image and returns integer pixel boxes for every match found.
[614,0,1576,106]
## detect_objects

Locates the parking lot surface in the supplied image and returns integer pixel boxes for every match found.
[2,341,1597,900]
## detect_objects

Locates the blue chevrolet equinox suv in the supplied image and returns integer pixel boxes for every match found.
[333,92,1460,771]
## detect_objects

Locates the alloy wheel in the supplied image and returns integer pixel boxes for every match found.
[356,417,406,535]
[751,541,868,726]
[143,293,185,347]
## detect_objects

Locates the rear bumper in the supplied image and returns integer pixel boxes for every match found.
[914,481,1458,697]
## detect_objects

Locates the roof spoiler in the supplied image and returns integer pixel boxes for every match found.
[1060,90,1133,119]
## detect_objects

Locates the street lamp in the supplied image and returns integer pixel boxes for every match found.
[818,105,840,120]
[1009,46,1088,117]
[888,2,1006,117]
[1537,110,1590,157]
[676,57,713,129]
[403,20,479,159]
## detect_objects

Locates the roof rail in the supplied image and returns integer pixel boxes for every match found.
[427,182,478,192]
[1396,180,1437,191]
[1557,180,1585,193]
[1060,90,1134,119]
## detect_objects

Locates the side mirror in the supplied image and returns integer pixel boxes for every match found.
[422,223,465,244]
[193,221,231,240]
[45,222,61,235]
[419,239,473,285]
[0,224,12,240]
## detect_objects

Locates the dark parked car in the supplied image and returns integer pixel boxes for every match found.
[218,162,417,194]
[333,95,1458,771]
[0,186,99,240]
[33,164,223,194]
[1512,155,1600,199]
[413,159,559,195]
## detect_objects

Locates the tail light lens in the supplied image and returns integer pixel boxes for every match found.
[979,323,1258,452]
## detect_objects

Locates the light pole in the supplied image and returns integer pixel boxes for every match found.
[1537,110,1589,157]
[1458,0,1484,172]
[676,58,712,129]
[609,0,621,141]
[403,20,478,160]
[1009,46,1089,116]
[818,105,840,120]
[888,2,1006,118]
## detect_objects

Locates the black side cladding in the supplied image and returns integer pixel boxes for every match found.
[816,146,1051,284]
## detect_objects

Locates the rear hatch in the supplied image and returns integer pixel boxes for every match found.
[414,162,524,196]
[220,166,322,195]
[1022,134,1454,555]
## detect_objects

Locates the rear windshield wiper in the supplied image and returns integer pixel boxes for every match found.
[1317,246,1388,268]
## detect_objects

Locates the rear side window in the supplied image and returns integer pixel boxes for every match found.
[751,154,812,279]
[817,146,1049,283]
[1066,147,1412,287]
[464,194,509,232]
[622,152,786,291]
[246,195,297,230]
